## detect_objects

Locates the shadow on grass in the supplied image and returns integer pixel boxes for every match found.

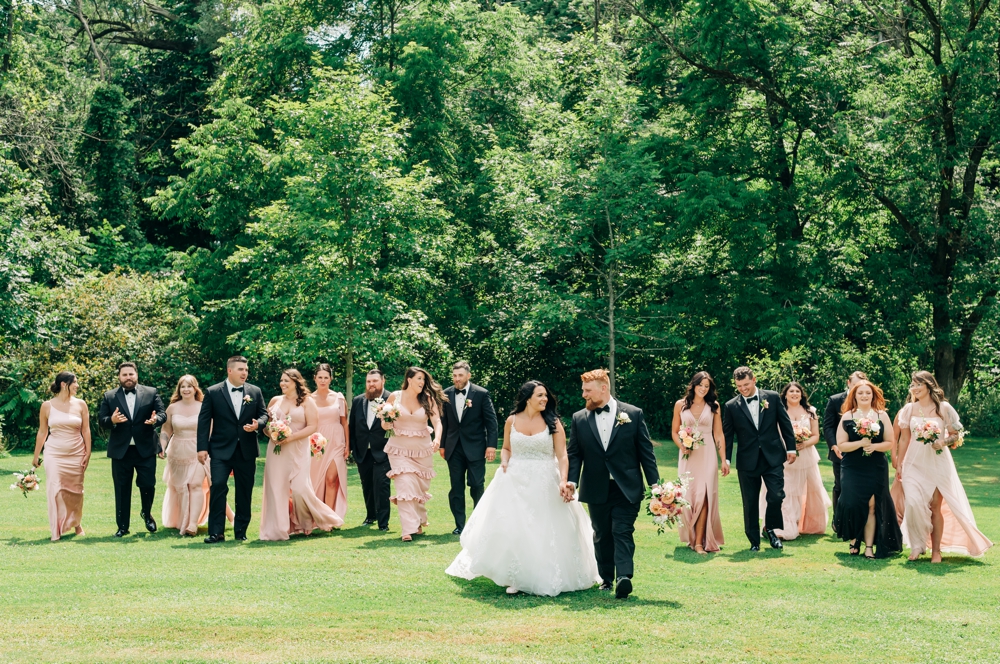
[902,556,986,576]
[449,578,681,611]
[358,532,455,549]
[671,545,715,563]
[832,551,894,570]
[726,548,787,563]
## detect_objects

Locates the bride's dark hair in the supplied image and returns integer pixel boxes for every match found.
[510,380,560,433]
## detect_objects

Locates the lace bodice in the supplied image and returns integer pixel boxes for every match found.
[510,426,555,460]
[170,412,199,439]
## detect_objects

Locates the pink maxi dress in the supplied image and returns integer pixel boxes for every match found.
[386,395,437,537]
[311,394,348,520]
[42,405,87,540]
[677,405,724,552]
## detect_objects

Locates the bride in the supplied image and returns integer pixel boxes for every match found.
[446,380,600,596]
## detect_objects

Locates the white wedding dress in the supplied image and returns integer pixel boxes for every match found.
[446,426,601,596]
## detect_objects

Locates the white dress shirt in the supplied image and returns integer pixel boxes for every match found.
[124,388,137,446]
[594,398,618,450]
[226,380,245,418]
[744,388,760,429]
[455,385,469,422]
[366,397,377,428]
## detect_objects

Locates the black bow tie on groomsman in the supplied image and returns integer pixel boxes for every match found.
[455,388,467,397]
[595,404,611,414]
[123,388,136,395]
[745,395,758,402]
[231,386,244,393]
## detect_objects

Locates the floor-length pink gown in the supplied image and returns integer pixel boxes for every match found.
[760,412,831,539]
[161,412,211,535]
[260,404,344,541]
[898,403,993,557]
[311,394,348,519]
[677,405,724,552]
[386,395,436,537]
[42,404,87,541]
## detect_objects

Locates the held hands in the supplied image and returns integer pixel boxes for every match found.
[197,451,208,464]
[111,407,128,424]
[485,448,496,462]
[558,481,575,502]
[786,452,797,465]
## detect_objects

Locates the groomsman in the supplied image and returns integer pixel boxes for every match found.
[98,362,166,537]
[822,370,868,531]
[722,366,797,551]
[440,361,498,535]
[350,369,392,530]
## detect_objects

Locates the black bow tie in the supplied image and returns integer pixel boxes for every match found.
[123,388,136,395]
[456,388,467,397]
[595,404,611,414]
[231,386,244,393]
[745,395,758,402]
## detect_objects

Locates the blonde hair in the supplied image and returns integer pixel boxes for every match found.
[170,375,204,404]
[580,369,610,385]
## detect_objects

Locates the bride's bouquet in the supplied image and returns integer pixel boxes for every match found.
[10,469,40,497]
[678,425,704,455]
[266,409,292,455]
[647,475,691,534]
[309,433,327,457]
[373,398,401,439]
[852,414,881,456]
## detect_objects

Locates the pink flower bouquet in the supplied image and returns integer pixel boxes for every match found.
[647,475,692,534]
[266,410,292,455]
[309,432,327,457]
[10,469,40,498]
[678,425,704,455]
[852,415,881,455]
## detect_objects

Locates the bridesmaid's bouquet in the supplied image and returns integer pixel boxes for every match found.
[309,433,327,457]
[647,475,691,534]
[678,425,704,455]
[914,420,965,455]
[852,414,881,455]
[793,423,812,445]
[10,469,40,498]
[373,398,401,439]
[266,410,292,455]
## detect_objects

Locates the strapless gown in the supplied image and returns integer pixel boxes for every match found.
[677,406,724,551]
[446,426,600,596]
[310,396,348,519]
[161,411,211,535]
[385,399,436,537]
[42,404,87,540]
[260,404,344,540]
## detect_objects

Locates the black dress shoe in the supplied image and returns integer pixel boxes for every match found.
[598,581,613,591]
[452,527,463,535]
[749,545,760,551]
[204,533,225,544]
[114,528,129,538]
[614,576,632,600]
[763,527,783,550]
[378,526,390,532]
[362,519,376,526]
[235,534,248,541]
[142,513,157,533]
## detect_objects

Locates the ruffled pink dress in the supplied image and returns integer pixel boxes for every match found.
[161,411,210,535]
[310,394,348,519]
[899,403,993,557]
[42,404,87,540]
[386,396,436,537]
[260,403,344,541]
[760,411,831,539]
[677,405,724,552]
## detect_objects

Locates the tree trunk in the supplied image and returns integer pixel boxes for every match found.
[344,344,354,413]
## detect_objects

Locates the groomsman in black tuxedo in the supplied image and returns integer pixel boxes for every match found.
[822,370,868,531]
[722,366,797,551]
[564,369,659,600]
[197,356,268,543]
[350,369,392,530]
[440,361,498,535]
[98,362,167,537]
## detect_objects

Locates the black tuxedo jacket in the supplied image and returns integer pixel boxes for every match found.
[196,381,268,462]
[722,390,796,471]
[440,383,498,461]
[98,384,166,460]
[567,401,659,505]
[822,391,847,461]
[349,390,391,464]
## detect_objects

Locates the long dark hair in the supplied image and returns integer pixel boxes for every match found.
[682,371,719,413]
[282,369,311,406]
[780,381,815,419]
[401,366,447,415]
[510,380,560,433]
[50,371,77,395]
[910,370,946,418]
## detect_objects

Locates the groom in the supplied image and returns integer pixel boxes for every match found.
[722,366,797,551]
[197,356,268,543]
[563,369,659,600]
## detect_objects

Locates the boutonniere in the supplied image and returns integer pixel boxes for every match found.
[760,398,769,410]
[243,395,253,404]
[615,412,631,427]
[465,398,473,408]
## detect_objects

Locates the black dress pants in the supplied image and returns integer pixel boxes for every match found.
[737,453,786,546]
[357,453,392,528]
[587,480,641,583]
[209,445,257,537]
[830,455,842,531]
[111,446,157,531]
[447,444,486,530]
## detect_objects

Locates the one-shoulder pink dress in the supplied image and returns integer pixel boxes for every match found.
[677,405,724,552]
[385,396,436,537]
[260,404,344,541]
[311,394,348,519]
[43,404,87,541]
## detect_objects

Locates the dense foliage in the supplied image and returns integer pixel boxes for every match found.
[1,0,998,445]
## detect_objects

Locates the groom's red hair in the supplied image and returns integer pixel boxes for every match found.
[580,369,610,385]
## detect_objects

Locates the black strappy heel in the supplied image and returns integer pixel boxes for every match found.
[864,546,875,560]
[849,540,860,556]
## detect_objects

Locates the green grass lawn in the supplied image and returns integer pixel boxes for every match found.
[2,438,999,663]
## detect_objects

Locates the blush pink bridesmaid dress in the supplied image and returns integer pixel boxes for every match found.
[161,411,211,535]
[677,405,724,552]
[260,404,344,541]
[42,405,87,541]
[385,394,437,538]
[311,394,348,519]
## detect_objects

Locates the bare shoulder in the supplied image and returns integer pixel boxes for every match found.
[554,419,566,434]
[674,399,685,411]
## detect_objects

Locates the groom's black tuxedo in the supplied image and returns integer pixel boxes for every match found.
[568,400,659,584]
[350,390,392,528]
[722,389,796,546]
[441,383,498,530]
[197,381,268,537]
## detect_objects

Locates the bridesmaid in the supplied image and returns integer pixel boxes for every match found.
[760,382,831,540]
[889,407,906,525]
[896,371,992,562]
[160,375,211,536]
[32,371,91,541]
[383,367,445,542]
[310,363,349,519]
[260,369,343,540]
[833,380,902,559]
[671,371,725,554]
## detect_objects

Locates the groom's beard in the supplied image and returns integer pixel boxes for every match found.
[584,398,604,411]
